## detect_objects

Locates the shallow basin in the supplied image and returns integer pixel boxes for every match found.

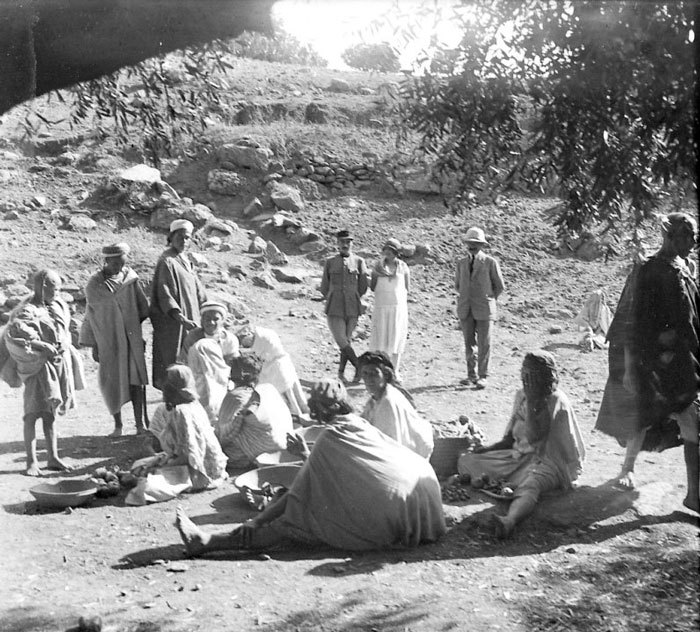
[233,464,302,495]
[254,450,304,466]
[29,480,98,509]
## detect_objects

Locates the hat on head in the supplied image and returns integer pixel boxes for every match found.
[382,238,402,254]
[465,227,488,245]
[169,219,194,234]
[336,229,353,241]
[102,242,130,257]
[200,301,227,317]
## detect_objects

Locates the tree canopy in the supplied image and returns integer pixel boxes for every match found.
[392,0,697,236]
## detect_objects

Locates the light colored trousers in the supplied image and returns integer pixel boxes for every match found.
[459,313,492,379]
[327,315,358,349]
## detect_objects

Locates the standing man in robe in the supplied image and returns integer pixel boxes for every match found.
[150,219,208,390]
[455,226,505,389]
[81,242,150,436]
[320,229,369,384]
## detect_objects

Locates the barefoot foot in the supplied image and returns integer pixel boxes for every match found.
[25,464,43,477]
[46,458,74,472]
[175,505,210,557]
[490,513,514,540]
[613,470,636,489]
[109,427,123,438]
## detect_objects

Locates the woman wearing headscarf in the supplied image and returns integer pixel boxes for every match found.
[175,377,446,555]
[458,351,586,538]
[237,324,308,417]
[146,364,228,490]
[0,269,85,475]
[358,351,434,459]
[80,242,150,437]
[215,352,293,467]
[369,238,410,380]
[150,219,207,390]
[179,300,239,423]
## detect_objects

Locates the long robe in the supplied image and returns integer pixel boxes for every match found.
[149,400,228,490]
[276,414,446,551]
[1,297,85,417]
[79,267,149,414]
[150,247,207,390]
[361,383,434,458]
[180,328,239,423]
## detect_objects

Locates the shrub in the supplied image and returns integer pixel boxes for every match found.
[342,42,401,73]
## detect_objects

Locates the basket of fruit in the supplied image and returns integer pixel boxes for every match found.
[429,416,487,478]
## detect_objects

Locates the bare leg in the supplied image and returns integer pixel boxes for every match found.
[110,412,123,437]
[44,414,73,471]
[682,441,699,513]
[615,427,648,489]
[23,414,42,477]
[492,495,537,539]
[130,385,146,434]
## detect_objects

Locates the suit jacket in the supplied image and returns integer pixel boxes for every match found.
[320,254,369,318]
[455,251,505,320]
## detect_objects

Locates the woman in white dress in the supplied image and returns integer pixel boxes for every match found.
[369,238,410,379]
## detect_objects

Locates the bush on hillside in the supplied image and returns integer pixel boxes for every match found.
[342,42,401,73]
[232,31,327,67]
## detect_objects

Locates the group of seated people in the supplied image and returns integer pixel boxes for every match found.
[151,303,585,551]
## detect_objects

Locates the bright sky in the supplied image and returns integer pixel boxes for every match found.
[273,0,465,69]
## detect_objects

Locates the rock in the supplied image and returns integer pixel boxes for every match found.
[204,236,222,249]
[266,241,288,265]
[30,195,48,208]
[67,215,97,231]
[305,103,328,123]
[328,78,351,93]
[207,169,242,195]
[204,218,238,235]
[150,207,185,230]
[271,268,305,284]
[401,244,417,258]
[219,242,233,252]
[189,252,209,267]
[248,236,267,254]
[272,213,301,229]
[546,308,575,319]
[119,164,161,184]
[252,273,277,289]
[4,210,20,220]
[289,226,316,245]
[228,265,248,279]
[183,203,215,226]
[270,182,304,212]
[217,142,272,171]
[299,240,325,253]
[549,326,564,334]
[243,197,263,216]
[414,244,433,257]
[250,212,276,224]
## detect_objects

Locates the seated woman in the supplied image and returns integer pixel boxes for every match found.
[458,351,586,539]
[179,301,239,423]
[358,351,434,459]
[237,324,308,417]
[146,364,228,491]
[175,378,446,554]
[215,352,293,468]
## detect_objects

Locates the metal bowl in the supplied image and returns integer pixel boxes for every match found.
[254,450,304,466]
[29,480,98,509]
[233,464,302,495]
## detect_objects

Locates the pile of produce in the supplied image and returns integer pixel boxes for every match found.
[440,475,471,503]
[435,415,487,451]
[88,466,138,498]
[469,473,514,498]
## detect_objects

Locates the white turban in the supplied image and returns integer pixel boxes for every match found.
[169,219,194,234]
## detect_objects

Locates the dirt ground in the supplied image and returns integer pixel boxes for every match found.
[1,58,698,632]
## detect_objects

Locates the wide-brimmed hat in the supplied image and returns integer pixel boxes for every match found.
[336,229,353,241]
[382,238,402,254]
[465,227,488,245]
[102,242,130,257]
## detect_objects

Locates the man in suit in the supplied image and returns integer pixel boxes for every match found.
[320,230,369,383]
[455,227,505,389]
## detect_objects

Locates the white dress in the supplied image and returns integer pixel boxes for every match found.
[370,260,409,356]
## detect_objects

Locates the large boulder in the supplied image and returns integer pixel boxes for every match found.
[266,241,288,265]
[270,182,304,213]
[217,142,272,171]
[208,169,243,195]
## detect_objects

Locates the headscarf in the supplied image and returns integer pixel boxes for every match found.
[31,269,62,305]
[163,364,198,409]
[169,219,194,234]
[357,351,415,406]
[522,351,559,396]
[308,378,353,421]
[102,242,130,257]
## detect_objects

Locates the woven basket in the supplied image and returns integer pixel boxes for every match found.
[429,437,472,478]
